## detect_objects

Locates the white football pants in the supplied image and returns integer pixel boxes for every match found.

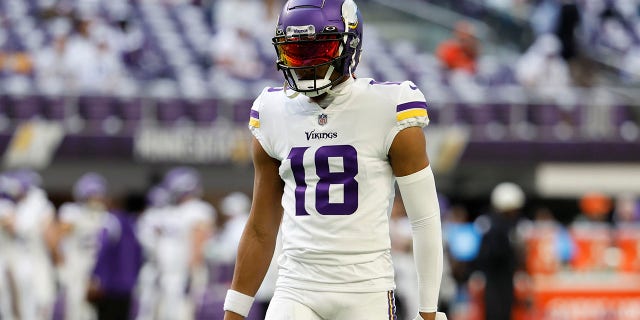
[265,287,398,320]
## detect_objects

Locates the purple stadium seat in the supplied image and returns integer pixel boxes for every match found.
[611,104,636,140]
[156,98,190,124]
[76,96,118,134]
[116,96,144,133]
[464,104,495,140]
[9,95,43,120]
[528,104,560,126]
[42,95,68,120]
[189,98,218,124]
[232,99,255,124]
[612,104,632,127]
[427,106,440,124]
[117,97,144,121]
[491,103,512,126]
[77,95,115,121]
[528,103,556,140]
[0,94,10,115]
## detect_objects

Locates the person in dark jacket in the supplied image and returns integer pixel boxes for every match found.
[475,182,525,320]
[88,208,143,320]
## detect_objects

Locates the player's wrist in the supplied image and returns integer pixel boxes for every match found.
[415,312,448,320]
[223,289,255,318]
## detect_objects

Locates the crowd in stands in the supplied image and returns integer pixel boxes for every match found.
[0,0,637,147]
[0,0,638,98]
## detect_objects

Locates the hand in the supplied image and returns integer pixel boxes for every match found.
[223,311,244,320]
[414,312,448,320]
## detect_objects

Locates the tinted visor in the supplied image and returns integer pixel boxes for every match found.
[275,35,341,67]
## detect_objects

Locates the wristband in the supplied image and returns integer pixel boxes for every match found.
[223,289,255,317]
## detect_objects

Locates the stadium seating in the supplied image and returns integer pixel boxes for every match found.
[0,0,637,159]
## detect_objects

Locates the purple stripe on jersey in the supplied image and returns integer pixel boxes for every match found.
[396,101,427,112]
[388,290,397,320]
[250,109,259,119]
[267,87,284,92]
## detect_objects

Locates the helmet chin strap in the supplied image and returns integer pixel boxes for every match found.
[284,82,299,99]
[291,65,336,97]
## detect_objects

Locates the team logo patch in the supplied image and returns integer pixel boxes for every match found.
[318,114,328,126]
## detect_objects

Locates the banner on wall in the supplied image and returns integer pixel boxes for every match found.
[3,120,64,169]
[134,123,252,164]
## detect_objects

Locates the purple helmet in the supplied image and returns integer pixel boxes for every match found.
[73,172,108,202]
[0,169,41,200]
[273,0,363,96]
[163,167,202,201]
[0,174,23,201]
[146,185,171,208]
[11,169,42,189]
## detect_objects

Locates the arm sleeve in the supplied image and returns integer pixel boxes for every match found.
[396,165,443,313]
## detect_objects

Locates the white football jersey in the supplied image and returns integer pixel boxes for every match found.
[155,199,215,273]
[59,202,108,262]
[249,77,429,292]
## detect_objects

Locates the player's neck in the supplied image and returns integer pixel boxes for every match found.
[309,75,353,106]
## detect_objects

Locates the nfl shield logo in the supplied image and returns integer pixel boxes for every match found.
[318,114,328,126]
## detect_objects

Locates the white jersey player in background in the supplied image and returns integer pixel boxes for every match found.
[0,170,57,320]
[155,167,216,320]
[223,1,447,320]
[57,172,110,320]
[209,191,280,318]
[135,184,171,320]
[0,175,18,320]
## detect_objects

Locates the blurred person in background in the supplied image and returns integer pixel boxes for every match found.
[0,51,33,75]
[0,174,18,320]
[208,191,278,320]
[0,170,56,320]
[33,17,73,95]
[389,195,413,320]
[213,0,278,36]
[224,1,446,320]
[436,21,479,75]
[612,193,640,273]
[57,172,111,320]
[613,193,640,225]
[574,191,612,224]
[135,184,172,320]
[515,33,571,91]
[88,193,144,320]
[569,192,614,272]
[208,192,252,275]
[63,16,127,94]
[209,23,266,81]
[553,0,591,86]
[442,204,481,311]
[208,0,273,98]
[474,182,525,320]
[155,167,216,320]
[535,207,575,268]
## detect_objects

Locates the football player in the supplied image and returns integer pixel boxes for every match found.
[155,167,216,320]
[223,1,446,319]
[58,172,110,320]
[1,170,56,320]
[135,184,171,320]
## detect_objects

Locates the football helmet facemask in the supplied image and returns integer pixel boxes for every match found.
[273,0,363,97]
